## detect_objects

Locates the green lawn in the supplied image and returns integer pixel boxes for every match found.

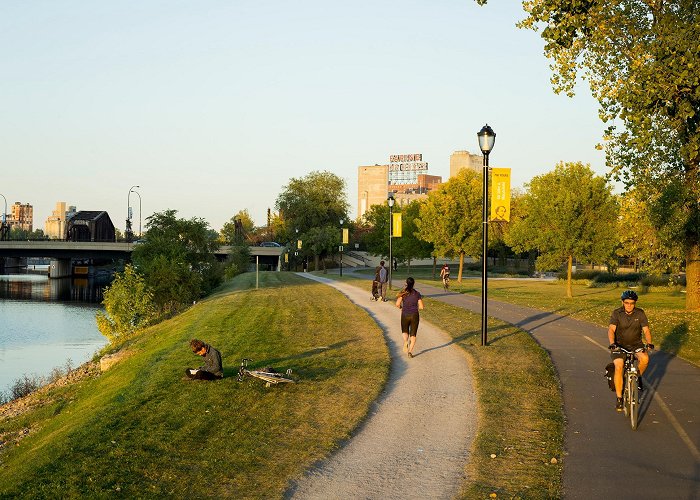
[0,272,389,498]
[351,266,699,366]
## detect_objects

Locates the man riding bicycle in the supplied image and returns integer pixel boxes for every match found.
[608,290,654,411]
[440,264,450,288]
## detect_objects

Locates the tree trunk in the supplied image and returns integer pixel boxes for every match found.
[458,251,465,283]
[687,242,700,310]
[432,256,437,279]
[407,258,412,275]
[314,254,320,271]
[566,254,573,298]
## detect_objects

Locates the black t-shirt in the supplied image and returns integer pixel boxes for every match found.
[609,307,649,347]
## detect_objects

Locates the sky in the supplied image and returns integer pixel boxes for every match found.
[0,0,607,233]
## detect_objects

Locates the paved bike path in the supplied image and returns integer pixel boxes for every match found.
[421,282,700,499]
[286,274,477,499]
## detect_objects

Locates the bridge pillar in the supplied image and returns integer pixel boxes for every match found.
[49,259,72,279]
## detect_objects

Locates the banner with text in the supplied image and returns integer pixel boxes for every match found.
[490,168,511,222]
[392,213,402,237]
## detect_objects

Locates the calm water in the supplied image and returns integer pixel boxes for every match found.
[0,273,108,396]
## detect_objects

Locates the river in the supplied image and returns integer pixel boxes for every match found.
[0,271,108,397]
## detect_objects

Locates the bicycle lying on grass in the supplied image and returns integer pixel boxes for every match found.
[237,358,295,387]
[613,345,646,430]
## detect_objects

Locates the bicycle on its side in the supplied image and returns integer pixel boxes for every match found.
[613,346,646,430]
[237,358,295,387]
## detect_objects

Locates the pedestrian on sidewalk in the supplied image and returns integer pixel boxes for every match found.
[378,260,388,301]
[608,290,654,411]
[396,277,424,358]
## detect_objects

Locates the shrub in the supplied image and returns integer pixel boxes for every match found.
[96,265,156,344]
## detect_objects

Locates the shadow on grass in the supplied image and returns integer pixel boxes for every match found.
[222,339,359,380]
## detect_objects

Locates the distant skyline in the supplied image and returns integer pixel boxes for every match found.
[1,1,606,233]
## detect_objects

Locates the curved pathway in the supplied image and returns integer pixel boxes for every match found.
[286,274,477,500]
[419,281,700,499]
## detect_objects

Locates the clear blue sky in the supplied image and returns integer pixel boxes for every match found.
[0,0,605,232]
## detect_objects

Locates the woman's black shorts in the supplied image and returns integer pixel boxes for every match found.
[401,312,420,337]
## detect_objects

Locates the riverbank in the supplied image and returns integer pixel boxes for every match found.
[0,272,390,497]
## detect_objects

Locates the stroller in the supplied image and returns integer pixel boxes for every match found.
[370,279,380,301]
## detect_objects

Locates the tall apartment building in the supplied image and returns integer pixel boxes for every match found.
[357,154,442,220]
[8,202,33,232]
[449,150,482,178]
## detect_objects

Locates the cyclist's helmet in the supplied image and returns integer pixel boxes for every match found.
[620,290,638,301]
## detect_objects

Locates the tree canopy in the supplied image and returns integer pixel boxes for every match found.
[506,162,619,297]
[513,0,700,308]
[132,210,223,313]
[417,169,483,281]
[275,171,349,270]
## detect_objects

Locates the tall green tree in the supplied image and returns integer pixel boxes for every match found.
[618,189,685,274]
[220,209,256,244]
[506,162,619,297]
[360,203,391,258]
[275,171,349,270]
[507,0,700,309]
[132,210,223,313]
[393,201,434,273]
[416,169,483,282]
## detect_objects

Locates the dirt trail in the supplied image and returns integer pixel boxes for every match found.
[287,274,477,499]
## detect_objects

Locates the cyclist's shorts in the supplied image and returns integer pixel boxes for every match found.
[610,342,645,360]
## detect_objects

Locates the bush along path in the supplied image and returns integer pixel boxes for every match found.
[287,274,477,499]
[420,282,700,499]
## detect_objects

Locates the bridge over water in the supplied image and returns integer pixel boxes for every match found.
[0,242,285,278]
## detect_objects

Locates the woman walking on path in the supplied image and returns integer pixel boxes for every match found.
[396,277,424,358]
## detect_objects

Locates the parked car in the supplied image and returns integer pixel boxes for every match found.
[259,241,282,247]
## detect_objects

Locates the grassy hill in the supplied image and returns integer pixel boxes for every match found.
[0,272,389,498]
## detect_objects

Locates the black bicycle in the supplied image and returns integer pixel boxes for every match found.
[615,346,645,430]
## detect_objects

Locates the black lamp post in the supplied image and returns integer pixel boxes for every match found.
[0,193,6,241]
[339,219,344,277]
[130,187,142,238]
[477,124,496,346]
[388,193,395,290]
[127,184,139,242]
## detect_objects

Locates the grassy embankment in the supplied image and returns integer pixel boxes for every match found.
[0,272,389,498]
[334,272,564,498]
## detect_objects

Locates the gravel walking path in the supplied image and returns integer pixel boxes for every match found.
[286,274,477,500]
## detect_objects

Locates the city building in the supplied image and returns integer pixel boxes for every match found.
[7,202,33,232]
[45,201,68,239]
[449,150,482,178]
[358,154,442,220]
[66,211,116,242]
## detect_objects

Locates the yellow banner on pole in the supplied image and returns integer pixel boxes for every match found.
[284,253,289,263]
[490,168,511,222]
[342,228,349,244]
[297,239,302,249]
[392,213,402,237]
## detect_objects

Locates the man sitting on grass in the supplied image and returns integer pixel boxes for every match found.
[186,339,223,380]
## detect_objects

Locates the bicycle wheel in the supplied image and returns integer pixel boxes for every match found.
[629,374,639,430]
[622,377,629,417]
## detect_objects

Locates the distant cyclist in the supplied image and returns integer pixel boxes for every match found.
[440,264,450,290]
[608,290,654,411]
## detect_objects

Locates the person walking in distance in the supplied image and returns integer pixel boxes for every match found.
[378,260,388,302]
[608,290,654,411]
[396,277,424,358]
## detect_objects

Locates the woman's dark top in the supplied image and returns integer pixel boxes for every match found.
[401,290,422,315]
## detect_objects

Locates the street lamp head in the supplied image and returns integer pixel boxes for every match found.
[340,218,344,226]
[387,193,395,208]
[477,124,496,155]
